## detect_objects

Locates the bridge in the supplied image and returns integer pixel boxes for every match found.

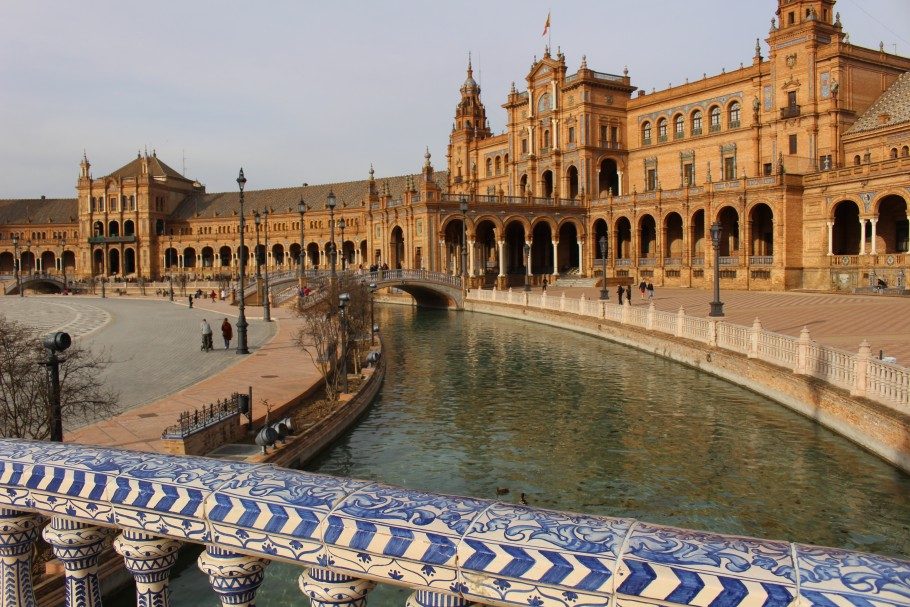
[259,269,465,308]
[3,274,67,295]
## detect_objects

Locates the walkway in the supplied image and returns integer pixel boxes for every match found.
[542,285,910,364]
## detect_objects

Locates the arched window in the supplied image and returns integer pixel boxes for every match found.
[485,158,492,177]
[495,156,501,175]
[642,121,652,145]
[657,118,667,141]
[853,155,861,166]
[691,110,703,135]
[903,146,910,158]
[504,153,509,166]
[129,195,135,210]
[729,101,741,127]
[709,106,721,131]
[674,114,684,138]
[543,129,551,148]
[890,148,898,159]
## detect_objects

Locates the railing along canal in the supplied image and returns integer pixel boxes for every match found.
[0,439,907,607]
[468,289,910,413]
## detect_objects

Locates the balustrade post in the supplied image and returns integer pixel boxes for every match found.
[749,318,762,358]
[559,292,565,311]
[579,292,586,315]
[299,566,376,607]
[0,509,43,607]
[647,301,655,330]
[621,298,630,324]
[197,546,270,607]
[796,326,811,374]
[851,339,871,397]
[113,531,181,607]
[406,589,476,607]
[676,306,685,337]
[708,319,718,347]
[42,517,110,607]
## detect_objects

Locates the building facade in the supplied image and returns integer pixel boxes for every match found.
[1,0,909,293]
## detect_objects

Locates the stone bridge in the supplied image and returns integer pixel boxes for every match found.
[3,274,66,295]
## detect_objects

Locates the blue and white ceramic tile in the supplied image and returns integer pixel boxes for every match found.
[794,544,910,607]
[457,502,633,607]
[619,523,797,607]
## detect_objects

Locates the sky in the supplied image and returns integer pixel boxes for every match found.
[1,0,908,199]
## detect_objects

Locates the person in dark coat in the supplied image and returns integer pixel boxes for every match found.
[617,284,624,305]
[221,318,233,349]
[626,284,632,304]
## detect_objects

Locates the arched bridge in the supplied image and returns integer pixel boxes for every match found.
[3,274,67,295]
[266,269,465,309]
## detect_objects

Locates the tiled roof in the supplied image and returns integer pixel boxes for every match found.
[108,154,191,181]
[170,170,448,221]
[0,198,78,225]
[846,72,910,134]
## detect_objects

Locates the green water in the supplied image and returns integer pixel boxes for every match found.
[122,305,910,606]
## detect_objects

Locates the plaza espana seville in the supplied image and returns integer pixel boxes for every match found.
[2,0,910,294]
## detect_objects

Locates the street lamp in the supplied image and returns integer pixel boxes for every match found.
[460,197,469,283]
[599,234,609,300]
[709,221,725,317]
[298,196,307,288]
[42,332,71,442]
[254,211,262,280]
[338,218,347,271]
[59,237,67,291]
[327,190,337,281]
[261,210,272,322]
[166,227,174,302]
[369,282,377,345]
[338,292,350,394]
[523,242,532,292]
[12,235,21,297]
[236,168,250,354]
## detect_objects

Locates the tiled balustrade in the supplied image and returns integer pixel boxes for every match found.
[0,440,908,607]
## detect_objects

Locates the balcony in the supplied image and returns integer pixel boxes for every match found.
[691,127,703,136]
[658,134,668,143]
[642,138,652,146]
[749,256,774,265]
[780,105,801,119]
[674,131,685,140]
[710,124,721,133]
[719,256,740,266]
[88,235,136,245]
[729,120,741,129]
[664,257,682,266]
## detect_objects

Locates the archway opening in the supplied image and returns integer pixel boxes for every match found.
[557,222,579,273]
[108,221,120,237]
[542,170,554,198]
[531,222,554,275]
[443,218,467,275]
[664,213,684,259]
[877,195,909,253]
[124,220,135,236]
[504,221,528,280]
[109,249,120,275]
[691,210,706,259]
[183,247,197,269]
[41,251,56,274]
[615,217,632,259]
[749,204,774,256]
[390,226,405,269]
[124,248,136,275]
[272,243,285,267]
[639,215,657,258]
[599,159,619,196]
[307,243,320,269]
[716,207,740,257]
[567,166,579,199]
[832,201,860,255]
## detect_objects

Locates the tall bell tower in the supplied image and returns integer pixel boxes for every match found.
[448,56,492,193]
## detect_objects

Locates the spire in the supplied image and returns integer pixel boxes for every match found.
[755,38,762,59]
[462,52,478,92]
[424,147,431,168]
[79,151,91,179]
[580,55,588,70]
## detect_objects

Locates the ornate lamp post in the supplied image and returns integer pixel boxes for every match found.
[261,211,272,322]
[459,197,469,283]
[523,242,532,292]
[338,218,347,271]
[254,211,262,280]
[327,190,337,281]
[59,237,67,290]
[167,228,174,302]
[236,169,250,354]
[298,197,307,288]
[12,234,21,297]
[369,282,377,345]
[599,235,609,300]
[338,292,350,394]
[709,221,725,317]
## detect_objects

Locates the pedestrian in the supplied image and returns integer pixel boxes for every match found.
[188,295,193,309]
[221,318,233,349]
[638,279,647,299]
[617,284,624,305]
[210,290,216,302]
[626,283,632,305]
[542,278,548,293]
[647,281,654,301]
[201,318,213,351]
[220,288,227,301]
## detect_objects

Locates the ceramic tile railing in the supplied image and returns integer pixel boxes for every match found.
[467,289,910,413]
[0,440,908,607]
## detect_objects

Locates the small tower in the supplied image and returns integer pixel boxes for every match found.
[79,152,91,180]
[453,55,491,138]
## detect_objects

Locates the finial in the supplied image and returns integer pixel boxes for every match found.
[580,54,587,69]
[755,38,761,57]
[424,147,432,168]
[835,12,841,26]
[544,45,550,57]
[623,65,628,77]
[369,163,375,179]
[510,81,516,94]
[137,149,141,158]
[771,17,776,31]
[467,51,473,75]
[880,41,885,52]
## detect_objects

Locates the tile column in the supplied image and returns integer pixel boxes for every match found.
[299,566,375,607]
[859,218,867,255]
[42,518,109,607]
[551,240,559,277]
[468,239,475,276]
[114,531,182,607]
[198,546,270,607]
[0,509,43,607]
[827,221,834,256]
[870,218,878,255]
[577,239,584,276]
[497,240,505,278]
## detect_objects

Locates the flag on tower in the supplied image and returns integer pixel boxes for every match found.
[542,11,551,37]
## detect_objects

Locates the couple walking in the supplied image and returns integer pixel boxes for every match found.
[200,318,234,350]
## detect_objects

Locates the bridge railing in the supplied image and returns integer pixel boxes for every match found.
[0,439,906,607]
[467,289,910,413]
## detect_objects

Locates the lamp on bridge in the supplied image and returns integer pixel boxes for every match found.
[523,242,532,292]
[369,282,377,345]
[12,234,21,297]
[254,210,272,323]
[327,190,337,281]
[599,235,609,300]
[298,194,307,288]
[338,292,350,394]
[709,221,725,317]
[338,218,347,271]
[459,197,469,282]
[236,168,251,354]
[59,237,67,291]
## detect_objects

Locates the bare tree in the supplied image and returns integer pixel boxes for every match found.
[0,315,119,439]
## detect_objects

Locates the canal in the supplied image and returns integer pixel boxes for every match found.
[155,304,910,606]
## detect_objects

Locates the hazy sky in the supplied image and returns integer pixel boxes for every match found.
[1,0,907,198]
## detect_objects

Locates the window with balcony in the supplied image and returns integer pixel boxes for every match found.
[710,106,721,132]
[600,125,607,144]
[568,126,575,144]
[789,134,797,155]
[642,121,652,145]
[691,111,703,135]
[646,168,658,191]
[657,119,667,142]
[674,115,684,139]
[521,139,528,154]
[728,101,741,128]
[611,126,618,145]
[723,156,736,180]
[683,163,695,186]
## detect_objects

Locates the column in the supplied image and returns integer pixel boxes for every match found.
[577,239,584,276]
[870,218,878,255]
[299,567,375,607]
[617,171,624,196]
[859,218,867,255]
[114,531,182,607]
[0,509,43,607]
[551,240,559,276]
[526,241,532,276]
[497,240,505,277]
[407,589,477,607]
[197,546,270,607]
[827,221,834,256]
[43,517,109,607]
[468,239,475,276]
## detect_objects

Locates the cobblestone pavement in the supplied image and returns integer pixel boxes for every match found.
[1,296,276,420]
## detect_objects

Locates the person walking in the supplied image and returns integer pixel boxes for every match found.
[201,318,213,351]
[647,281,655,301]
[542,278,548,293]
[188,295,193,309]
[638,279,647,300]
[221,318,233,349]
[617,284,624,305]
[626,283,632,305]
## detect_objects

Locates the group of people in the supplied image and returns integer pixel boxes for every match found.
[200,318,233,351]
[616,279,655,305]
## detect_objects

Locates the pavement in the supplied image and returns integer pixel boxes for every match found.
[537,285,910,364]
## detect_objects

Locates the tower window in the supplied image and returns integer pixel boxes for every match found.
[789,134,797,155]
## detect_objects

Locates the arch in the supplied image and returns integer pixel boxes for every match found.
[556,222,580,273]
[123,220,135,236]
[664,212,684,258]
[183,247,197,269]
[728,100,741,127]
[531,221,554,275]
[674,113,685,137]
[598,158,619,196]
[875,194,908,253]
[641,121,652,144]
[19,251,35,275]
[902,146,909,158]
[307,242,320,268]
[108,221,119,237]
[519,174,528,194]
[716,206,740,256]
[615,216,632,259]
[62,251,76,274]
[503,220,529,279]
[474,219,498,279]
[543,129,551,148]
[748,203,774,256]
[93,249,104,275]
[566,165,579,199]
[0,251,14,274]
[389,226,405,269]
[709,105,721,131]
[542,170,554,198]
[108,249,120,275]
[123,248,136,274]
[201,246,215,268]
[853,155,861,166]
[832,200,861,255]
[40,251,56,273]
[657,117,668,140]
[360,240,368,268]
[691,209,706,258]
[890,148,898,160]
[93,221,104,237]
[691,109,703,135]
[495,156,502,175]
[485,158,493,177]
[289,243,302,267]
[272,243,285,267]
[443,217,468,275]
[219,246,232,268]
[638,214,657,258]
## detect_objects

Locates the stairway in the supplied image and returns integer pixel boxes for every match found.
[555,276,599,288]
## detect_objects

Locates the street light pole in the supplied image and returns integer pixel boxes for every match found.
[460,197,469,285]
[338,292,350,394]
[254,211,262,280]
[167,229,174,301]
[298,195,307,289]
[59,237,67,292]
[327,190,337,282]
[338,218,347,272]
[709,221,725,317]
[12,235,21,297]
[236,168,250,354]
[599,235,609,300]
[263,210,271,322]
[523,242,532,292]
[369,282,377,345]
